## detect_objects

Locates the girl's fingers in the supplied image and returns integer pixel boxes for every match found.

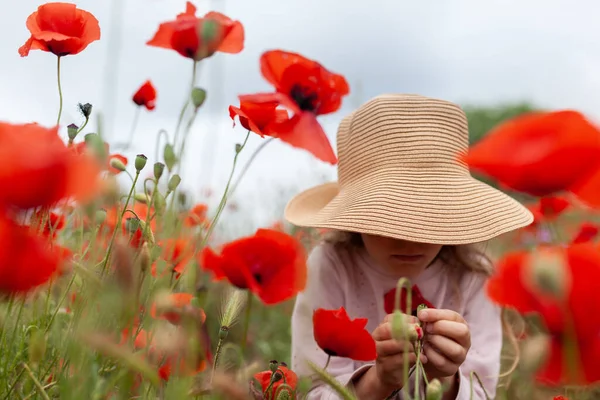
[376,339,415,357]
[425,334,467,364]
[425,320,471,347]
[423,343,456,376]
[418,309,465,324]
[372,322,392,341]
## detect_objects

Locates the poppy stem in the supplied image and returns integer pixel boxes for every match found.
[241,291,253,355]
[228,137,275,198]
[172,60,198,154]
[469,371,492,400]
[323,355,331,370]
[101,170,141,276]
[56,56,63,126]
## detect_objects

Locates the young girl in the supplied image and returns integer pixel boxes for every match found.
[284,94,533,399]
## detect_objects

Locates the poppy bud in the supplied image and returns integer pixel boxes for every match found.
[218,326,229,340]
[153,192,166,215]
[275,384,294,400]
[134,193,149,204]
[191,88,207,109]
[168,175,181,192]
[163,143,177,171]
[178,191,188,207]
[95,209,107,225]
[109,157,127,173]
[135,154,148,172]
[272,371,283,383]
[425,378,442,400]
[521,335,550,374]
[528,249,569,298]
[154,162,165,180]
[136,219,155,245]
[139,242,151,273]
[235,143,243,153]
[67,123,79,140]
[269,360,279,373]
[28,329,47,365]
[78,102,93,119]
[391,310,406,342]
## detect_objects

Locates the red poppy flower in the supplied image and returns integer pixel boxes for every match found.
[108,154,128,174]
[254,364,298,400]
[463,111,600,207]
[146,2,244,61]
[0,123,100,209]
[133,80,157,111]
[383,285,435,315]
[183,204,209,227]
[199,228,306,304]
[571,222,599,244]
[0,215,65,293]
[313,307,376,361]
[538,196,570,219]
[150,293,206,325]
[486,244,600,385]
[32,210,66,239]
[18,3,101,57]
[151,239,194,279]
[103,203,156,250]
[553,396,568,400]
[229,96,289,136]
[241,50,349,164]
[158,355,206,382]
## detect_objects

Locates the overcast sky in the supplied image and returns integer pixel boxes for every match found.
[4,0,600,230]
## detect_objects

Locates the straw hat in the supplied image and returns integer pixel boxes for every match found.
[284,94,533,245]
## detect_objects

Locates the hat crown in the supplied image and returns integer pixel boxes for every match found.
[337,94,470,185]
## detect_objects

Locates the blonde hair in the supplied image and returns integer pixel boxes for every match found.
[322,229,520,382]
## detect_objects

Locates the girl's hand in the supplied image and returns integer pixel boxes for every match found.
[372,313,427,390]
[417,308,470,380]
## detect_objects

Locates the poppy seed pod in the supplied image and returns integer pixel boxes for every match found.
[163,144,176,171]
[78,103,93,119]
[269,360,279,373]
[275,384,294,400]
[391,310,406,342]
[153,162,165,180]
[67,124,79,140]
[94,209,107,225]
[191,88,207,108]
[135,154,148,172]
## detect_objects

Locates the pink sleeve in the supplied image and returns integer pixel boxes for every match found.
[291,245,372,399]
[454,273,502,400]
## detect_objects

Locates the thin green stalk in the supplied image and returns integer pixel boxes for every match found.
[101,170,140,275]
[56,56,63,126]
[2,368,25,400]
[241,291,253,355]
[394,278,412,398]
[228,137,274,198]
[470,371,492,400]
[154,129,170,163]
[211,337,225,383]
[3,298,25,376]
[21,363,50,400]
[115,106,141,150]
[172,60,198,151]
[44,274,77,334]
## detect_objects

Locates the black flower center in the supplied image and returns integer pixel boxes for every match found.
[290,84,319,112]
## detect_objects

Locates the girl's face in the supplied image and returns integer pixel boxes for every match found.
[361,234,442,278]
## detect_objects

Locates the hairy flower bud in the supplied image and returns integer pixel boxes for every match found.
[28,329,47,364]
[139,242,151,273]
[134,193,149,204]
[425,378,442,400]
[109,157,127,172]
[163,143,177,171]
[168,175,181,192]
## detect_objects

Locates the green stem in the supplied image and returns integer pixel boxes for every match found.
[2,368,25,400]
[154,129,170,164]
[115,106,141,151]
[211,337,225,383]
[21,363,50,400]
[470,371,492,400]
[56,56,63,126]
[241,291,253,355]
[228,137,274,198]
[101,171,140,275]
[324,355,331,370]
[172,60,198,151]
[394,277,413,398]
[44,274,77,334]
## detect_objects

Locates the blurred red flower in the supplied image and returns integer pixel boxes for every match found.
[537,196,570,219]
[184,204,209,227]
[133,80,157,111]
[571,222,599,244]
[32,210,66,239]
[254,364,298,400]
[18,2,100,57]
[241,50,349,164]
[487,244,600,385]
[147,2,244,61]
[383,284,435,315]
[152,239,194,279]
[313,307,376,361]
[104,203,156,250]
[150,293,205,326]
[0,123,100,209]
[229,96,289,136]
[199,228,306,304]
[463,111,600,207]
[0,215,67,293]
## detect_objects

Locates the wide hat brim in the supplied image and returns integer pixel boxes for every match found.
[284,171,534,245]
